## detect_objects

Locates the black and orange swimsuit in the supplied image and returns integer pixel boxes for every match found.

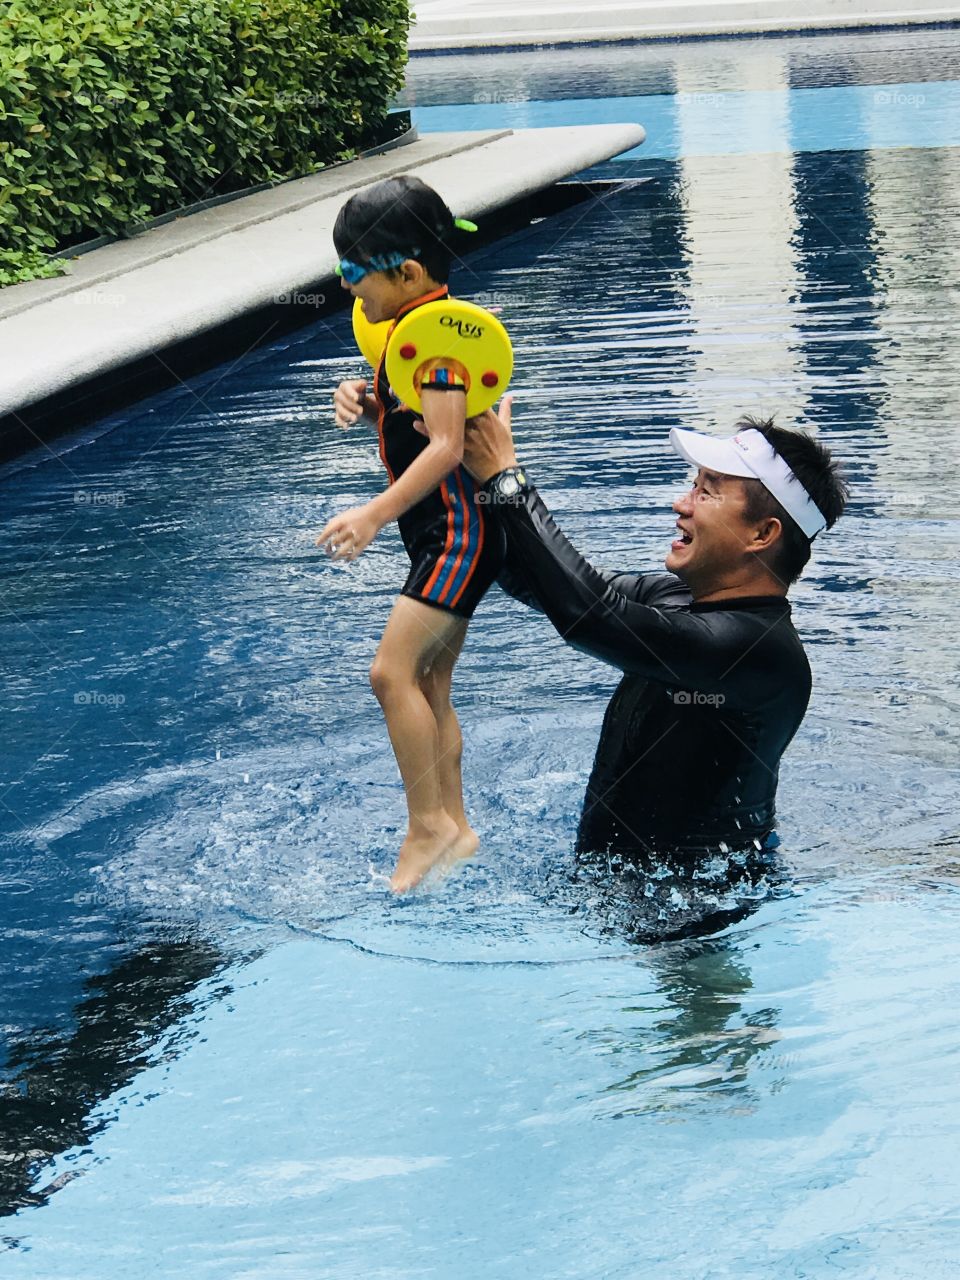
[374,286,504,620]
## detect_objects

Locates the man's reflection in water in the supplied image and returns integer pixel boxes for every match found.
[602,942,781,1113]
[0,935,231,1217]
[552,847,785,1109]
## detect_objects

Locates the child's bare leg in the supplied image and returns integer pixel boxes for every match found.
[419,629,480,866]
[369,597,465,892]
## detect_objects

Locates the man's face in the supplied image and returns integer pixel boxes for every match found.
[340,262,420,325]
[666,468,756,588]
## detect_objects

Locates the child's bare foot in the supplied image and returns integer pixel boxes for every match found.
[390,812,459,893]
[442,825,480,869]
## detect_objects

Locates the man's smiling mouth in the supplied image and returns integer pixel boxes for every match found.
[672,522,693,549]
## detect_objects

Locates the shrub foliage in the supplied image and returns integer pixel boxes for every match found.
[0,0,410,284]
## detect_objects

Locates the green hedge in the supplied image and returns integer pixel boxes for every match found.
[0,0,410,286]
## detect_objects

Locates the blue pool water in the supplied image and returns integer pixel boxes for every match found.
[411,79,960,159]
[3,25,960,1279]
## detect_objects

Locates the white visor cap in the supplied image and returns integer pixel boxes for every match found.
[669,427,827,539]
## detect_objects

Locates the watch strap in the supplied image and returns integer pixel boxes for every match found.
[485,466,528,497]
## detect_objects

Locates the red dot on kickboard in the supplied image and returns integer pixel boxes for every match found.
[481,370,499,388]
[399,343,417,360]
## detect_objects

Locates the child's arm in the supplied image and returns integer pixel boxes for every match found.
[318,387,465,560]
[369,388,465,524]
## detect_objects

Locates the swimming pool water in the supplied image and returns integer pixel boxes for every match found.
[2,26,960,1280]
[411,79,960,159]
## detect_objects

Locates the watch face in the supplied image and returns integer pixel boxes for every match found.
[499,474,520,497]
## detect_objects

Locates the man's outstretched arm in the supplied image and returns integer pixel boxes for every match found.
[464,399,765,698]
[497,549,660,613]
[477,398,677,613]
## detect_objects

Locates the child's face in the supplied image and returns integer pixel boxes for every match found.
[341,259,437,324]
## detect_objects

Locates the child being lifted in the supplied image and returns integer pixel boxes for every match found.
[318,176,505,893]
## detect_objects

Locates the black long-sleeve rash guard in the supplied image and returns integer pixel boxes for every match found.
[490,480,813,857]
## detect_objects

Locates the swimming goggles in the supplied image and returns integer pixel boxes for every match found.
[334,219,479,285]
[335,251,412,285]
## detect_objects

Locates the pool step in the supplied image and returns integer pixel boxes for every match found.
[0,123,645,460]
[409,0,960,49]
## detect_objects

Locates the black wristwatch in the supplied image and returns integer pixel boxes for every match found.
[488,466,528,501]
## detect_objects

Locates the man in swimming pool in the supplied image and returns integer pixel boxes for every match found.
[461,399,848,862]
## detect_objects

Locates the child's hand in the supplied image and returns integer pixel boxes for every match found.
[316,504,382,561]
[333,379,373,428]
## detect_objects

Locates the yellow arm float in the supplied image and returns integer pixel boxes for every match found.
[351,296,393,369]
[385,298,513,417]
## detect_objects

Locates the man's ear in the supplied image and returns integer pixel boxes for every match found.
[751,516,782,554]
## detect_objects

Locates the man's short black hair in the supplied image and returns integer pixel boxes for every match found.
[333,175,456,285]
[736,416,848,586]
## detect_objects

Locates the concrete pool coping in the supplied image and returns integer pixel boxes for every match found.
[0,122,644,451]
[409,0,960,50]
